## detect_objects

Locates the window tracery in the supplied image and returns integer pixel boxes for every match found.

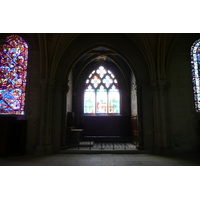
[84,66,120,114]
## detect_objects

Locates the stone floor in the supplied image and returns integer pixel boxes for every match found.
[1,152,200,166]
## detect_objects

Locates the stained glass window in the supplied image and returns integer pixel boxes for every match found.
[96,85,107,113]
[108,85,120,113]
[191,39,200,112]
[84,66,120,114]
[84,85,95,113]
[0,35,28,115]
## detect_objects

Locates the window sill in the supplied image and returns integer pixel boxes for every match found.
[82,113,121,116]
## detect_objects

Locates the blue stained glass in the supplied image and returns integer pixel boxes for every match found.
[85,85,94,92]
[0,35,28,115]
[0,100,7,109]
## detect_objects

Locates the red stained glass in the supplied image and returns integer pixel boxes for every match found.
[0,35,28,114]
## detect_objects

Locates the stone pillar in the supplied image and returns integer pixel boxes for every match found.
[35,79,55,154]
[35,79,47,154]
[136,84,144,150]
[131,82,139,146]
[61,82,70,149]
[151,80,170,154]
[44,79,55,154]
[61,115,67,148]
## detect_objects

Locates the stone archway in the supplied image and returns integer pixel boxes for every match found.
[52,33,152,153]
[67,46,136,147]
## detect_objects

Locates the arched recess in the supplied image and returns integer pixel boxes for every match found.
[166,33,200,153]
[52,33,152,152]
[71,46,134,143]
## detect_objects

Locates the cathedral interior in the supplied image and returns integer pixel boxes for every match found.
[1,33,200,158]
[1,2,199,200]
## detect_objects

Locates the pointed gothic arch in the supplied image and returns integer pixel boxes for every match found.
[53,34,151,152]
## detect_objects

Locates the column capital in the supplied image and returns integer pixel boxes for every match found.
[62,80,70,94]
[40,79,48,88]
[40,79,55,90]
[151,80,170,91]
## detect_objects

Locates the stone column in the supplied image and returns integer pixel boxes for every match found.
[44,79,55,154]
[35,79,54,154]
[135,84,144,150]
[151,80,170,154]
[35,79,47,154]
[132,82,139,146]
[61,82,70,149]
